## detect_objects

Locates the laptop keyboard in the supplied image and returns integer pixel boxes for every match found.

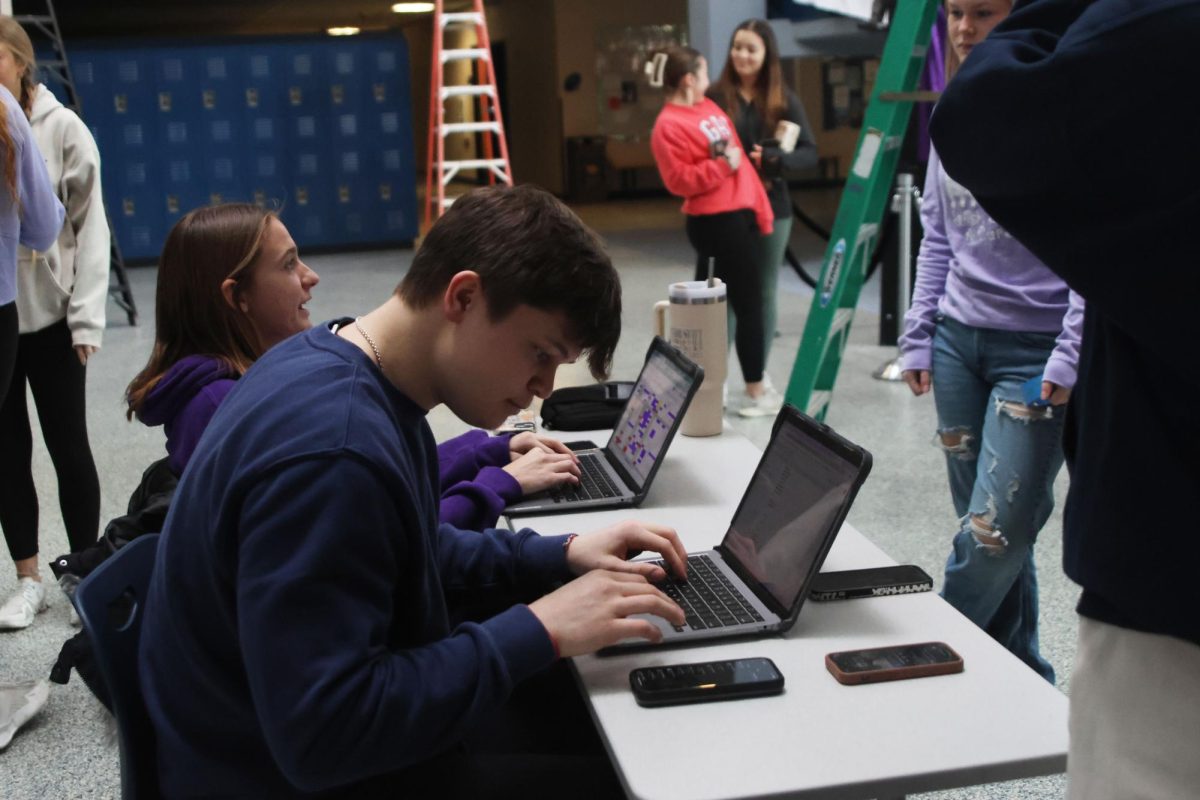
[551,453,622,503]
[653,554,765,631]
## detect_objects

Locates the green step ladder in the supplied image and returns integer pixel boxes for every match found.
[783,0,939,420]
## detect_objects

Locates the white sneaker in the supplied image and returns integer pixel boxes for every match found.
[0,578,48,631]
[0,680,50,750]
[737,384,784,418]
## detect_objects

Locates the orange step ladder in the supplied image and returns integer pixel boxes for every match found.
[424,0,513,226]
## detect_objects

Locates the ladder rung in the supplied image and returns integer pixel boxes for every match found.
[856,222,879,246]
[806,391,831,418]
[441,48,490,64]
[13,15,54,24]
[440,85,495,100]
[441,12,483,26]
[441,158,509,170]
[440,122,501,135]
[880,91,941,103]
[830,308,854,336]
[441,197,459,208]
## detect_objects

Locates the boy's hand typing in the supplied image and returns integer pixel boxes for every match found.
[528,570,685,657]
[564,520,688,582]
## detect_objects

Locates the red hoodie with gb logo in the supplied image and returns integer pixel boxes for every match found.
[651,97,773,235]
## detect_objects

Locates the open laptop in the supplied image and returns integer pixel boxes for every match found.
[505,337,703,516]
[607,403,873,651]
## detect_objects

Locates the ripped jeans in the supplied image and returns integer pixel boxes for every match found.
[931,316,1066,683]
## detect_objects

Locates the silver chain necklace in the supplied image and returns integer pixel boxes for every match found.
[354,318,383,370]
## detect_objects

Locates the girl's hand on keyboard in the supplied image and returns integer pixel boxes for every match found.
[509,432,579,462]
[503,449,581,494]
[565,520,689,582]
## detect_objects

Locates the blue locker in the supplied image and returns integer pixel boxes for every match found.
[153,53,206,232]
[198,47,250,206]
[242,47,288,212]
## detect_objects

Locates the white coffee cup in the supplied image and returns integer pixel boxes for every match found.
[774,120,801,153]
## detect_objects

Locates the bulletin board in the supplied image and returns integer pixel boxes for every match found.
[595,24,687,142]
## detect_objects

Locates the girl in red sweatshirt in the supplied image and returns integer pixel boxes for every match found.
[649,46,780,416]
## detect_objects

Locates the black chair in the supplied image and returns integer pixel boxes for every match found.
[73,533,162,800]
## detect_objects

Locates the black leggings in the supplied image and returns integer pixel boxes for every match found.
[0,318,100,562]
[0,301,15,402]
[685,210,765,384]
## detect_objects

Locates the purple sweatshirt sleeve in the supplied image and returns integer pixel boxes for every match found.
[1043,288,1084,390]
[437,431,520,530]
[899,149,953,372]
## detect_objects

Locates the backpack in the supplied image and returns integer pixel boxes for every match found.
[539,381,634,431]
[48,457,178,710]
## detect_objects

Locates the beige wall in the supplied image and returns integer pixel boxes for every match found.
[488,0,562,192]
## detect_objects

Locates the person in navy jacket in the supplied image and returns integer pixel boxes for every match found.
[930,1,1200,796]
[139,185,687,798]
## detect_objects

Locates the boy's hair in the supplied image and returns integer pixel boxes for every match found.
[398,184,621,380]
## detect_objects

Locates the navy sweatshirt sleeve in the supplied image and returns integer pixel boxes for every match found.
[234,456,559,792]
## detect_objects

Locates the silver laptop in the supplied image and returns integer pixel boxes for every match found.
[505,337,703,516]
[607,404,873,651]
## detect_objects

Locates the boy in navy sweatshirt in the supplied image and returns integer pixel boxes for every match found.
[139,185,687,798]
[930,1,1200,796]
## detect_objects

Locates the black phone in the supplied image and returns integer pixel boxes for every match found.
[809,565,933,601]
[825,641,963,685]
[630,657,784,707]
[562,440,599,452]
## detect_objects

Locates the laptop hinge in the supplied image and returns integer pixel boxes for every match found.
[714,544,793,620]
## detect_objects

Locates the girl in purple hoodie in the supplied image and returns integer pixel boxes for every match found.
[125,204,580,529]
[898,0,1082,683]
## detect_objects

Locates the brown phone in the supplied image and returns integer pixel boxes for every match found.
[825,641,963,685]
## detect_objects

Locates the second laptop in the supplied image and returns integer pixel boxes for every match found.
[505,336,703,516]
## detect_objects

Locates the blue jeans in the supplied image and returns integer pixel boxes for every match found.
[931,316,1066,683]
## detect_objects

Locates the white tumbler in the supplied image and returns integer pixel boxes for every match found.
[653,280,728,437]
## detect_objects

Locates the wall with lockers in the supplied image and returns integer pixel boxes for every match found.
[59,34,417,261]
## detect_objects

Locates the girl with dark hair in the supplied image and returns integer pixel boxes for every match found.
[648,46,778,416]
[0,18,66,631]
[710,19,817,387]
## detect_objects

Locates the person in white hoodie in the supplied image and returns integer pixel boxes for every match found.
[0,16,108,631]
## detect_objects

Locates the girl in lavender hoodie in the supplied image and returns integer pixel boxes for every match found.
[898,0,1082,683]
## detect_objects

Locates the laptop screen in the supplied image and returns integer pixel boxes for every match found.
[606,347,694,489]
[720,415,863,610]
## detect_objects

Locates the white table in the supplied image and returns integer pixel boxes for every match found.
[506,424,1068,800]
